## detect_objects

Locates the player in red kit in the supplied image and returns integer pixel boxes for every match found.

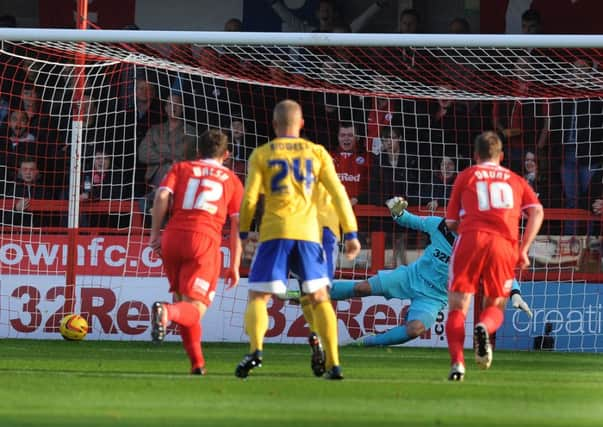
[149,128,244,375]
[445,131,543,381]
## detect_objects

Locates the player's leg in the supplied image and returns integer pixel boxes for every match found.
[475,238,517,369]
[361,296,441,347]
[304,227,337,377]
[330,264,407,301]
[153,231,219,374]
[330,279,371,299]
[446,232,484,380]
[235,239,291,378]
[352,266,413,346]
[293,241,340,379]
[176,294,208,375]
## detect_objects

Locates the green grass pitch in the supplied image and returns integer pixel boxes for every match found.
[0,339,602,427]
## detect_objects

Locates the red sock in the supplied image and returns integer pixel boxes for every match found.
[166,302,201,327]
[181,323,204,370]
[446,309,466,365]
[479,306,504,334]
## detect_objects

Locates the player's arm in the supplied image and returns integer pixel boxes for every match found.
[149,187,171,256]
[386,197,441,233]
[318,148,360,260]
[444,171,464,232]
[518,204,544,269]
[225,214,242,289]
[239,150,262,239]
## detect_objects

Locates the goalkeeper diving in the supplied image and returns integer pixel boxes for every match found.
[330,196,533,347]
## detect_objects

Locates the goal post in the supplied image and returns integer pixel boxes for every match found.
[0,28,601,351]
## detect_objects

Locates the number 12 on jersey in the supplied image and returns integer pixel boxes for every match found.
[182,178,223,214]
[476,181,514,210]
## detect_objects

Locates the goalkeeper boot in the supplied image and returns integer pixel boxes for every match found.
[474,323,493,370]
[235,350,262,379]
[324,365,344,380]
[448,362,465,381]
[150,301,168,343]
[308,332,326,377]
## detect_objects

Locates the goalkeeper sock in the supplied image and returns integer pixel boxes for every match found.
[479,306,504,334]
[300,295,316,332]
[181,323,205,371]
[312,300,339,369]
[362,325,414,347]
[446,309,466,365]
[166,301,201,328]
[244,297,268,353]
[330,280,357,300]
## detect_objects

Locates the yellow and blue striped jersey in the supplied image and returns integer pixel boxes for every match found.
[240,137,356,243]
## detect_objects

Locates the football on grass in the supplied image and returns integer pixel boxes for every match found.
[59,314,89,341]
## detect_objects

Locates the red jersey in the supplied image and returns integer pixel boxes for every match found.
[159,158,244,244]
[445,162,541,242]
[330,150,369,200]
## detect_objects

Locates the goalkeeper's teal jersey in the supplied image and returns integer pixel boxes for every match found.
[394,211,520,297]
[395,212,455,297]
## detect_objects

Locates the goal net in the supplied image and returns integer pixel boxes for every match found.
[0,31,601,351]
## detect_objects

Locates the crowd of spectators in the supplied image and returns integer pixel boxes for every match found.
[0,6,600,247]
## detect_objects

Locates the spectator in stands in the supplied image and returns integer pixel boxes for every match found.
[81,145,128,201]
[368,125,401,205]
[421,156,457,211]
[449,17,471,34]
[330,121,369,206]
[523,150,538,191]
[368,126,418,207]
[224,117,254,181]
[0,108,35,178]
[429,92,476,161]
[521,9,542,34]
[224,18,243,31]
[399,8,420,33]
[2,157,54,227]
[138,92,194,219]
[268,0,386,33]
[19,83,56,146]
[78,145,130,228]
[365,96,399,155]
[523,150,552,208]
[492,57,549,174]
[550,60,603,233]
[114,77,163,197]
[398,8,421,68]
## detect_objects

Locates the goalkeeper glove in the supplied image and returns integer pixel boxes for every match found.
[385,197,408,219]
[511,293,533,318]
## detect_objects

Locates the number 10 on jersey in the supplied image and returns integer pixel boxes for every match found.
[476,181,514,211]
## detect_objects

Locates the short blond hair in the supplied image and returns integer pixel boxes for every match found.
[273,99,303,128]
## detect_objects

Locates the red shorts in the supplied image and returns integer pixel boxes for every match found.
[448,230,517,297]
[161,229,221,306]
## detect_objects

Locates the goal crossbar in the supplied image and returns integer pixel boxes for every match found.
[0,28,603,48]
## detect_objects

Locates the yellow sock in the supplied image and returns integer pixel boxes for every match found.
[312,300,340,369]
[300,295,315,332]
[244,297,268,353]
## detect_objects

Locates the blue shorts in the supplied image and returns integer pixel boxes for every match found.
[249,239,329,294]
[322,227,338,281]
[367,266,447,329]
